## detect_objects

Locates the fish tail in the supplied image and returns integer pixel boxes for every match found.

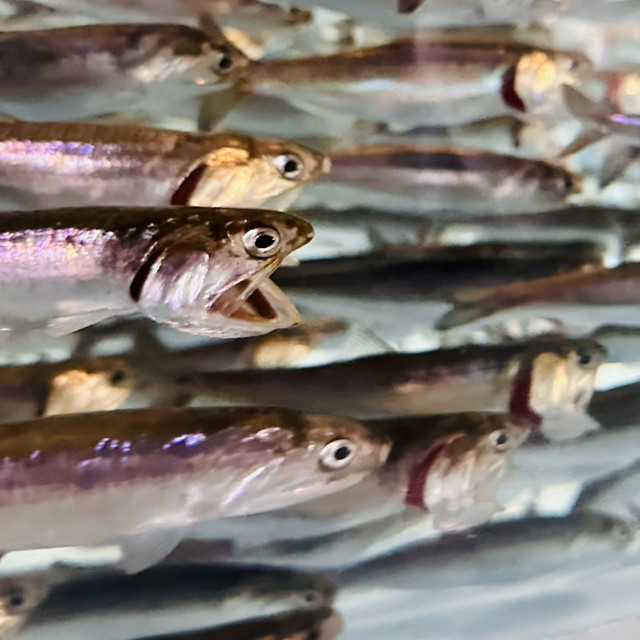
[398,0,425,13]
[435,298,500,331]
[563,85,614,123]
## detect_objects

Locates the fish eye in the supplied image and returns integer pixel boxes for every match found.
[273,152,305,180]
[319,438,355,470]
[217,53,234,71]
[562,174,574,192]
[242,227,282,258]
[7,589,24,610]
[489,430,509,452]
[578,352,591,366]
[110,369,127,385]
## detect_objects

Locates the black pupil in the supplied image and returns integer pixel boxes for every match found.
[110,370,126,384]
[307,630,320,640]
[218,55,233,70]
[579,353,591,365]
[283,159,299,174]
[8,592,23,608]
[334,445,351,460]
[564,176,573,190]
[496,433,508,446]
[254,234,275,250]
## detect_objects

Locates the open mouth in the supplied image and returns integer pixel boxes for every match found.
[208,277,300,325]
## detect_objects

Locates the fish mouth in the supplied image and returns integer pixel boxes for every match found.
[208,276,300,326]
[405,443,446,509]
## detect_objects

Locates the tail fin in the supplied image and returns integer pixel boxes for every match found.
[435,299,496,331]
[600,145,636,188]
[398,0,425,13]
[559,85,612,157]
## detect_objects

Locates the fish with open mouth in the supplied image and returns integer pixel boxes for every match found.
[0,22,251,123]
[0,406,389,571]
[0,121,329,212]
[250,37,593,130]
[0,206,313,338]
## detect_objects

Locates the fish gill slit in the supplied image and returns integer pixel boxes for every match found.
[405,443,446,509]
[171,164,208,206]
[501,64,526,113]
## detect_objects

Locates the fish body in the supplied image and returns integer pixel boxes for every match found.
[0,122,328,211]
[0,406,388,562]
[178,339,603,426]
[297,145,580,214]
[251,38,592,129]
[0,206,313,338]
[0,23,251,122]
[172,412,529,569]
[16,565,334,640]
[437,263,640,330]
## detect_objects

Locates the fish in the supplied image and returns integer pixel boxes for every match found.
[437,263,640,331]
[293,206,628,264]
[0,23,252,123]
[176,339,604,434]
[250,38,593,130]
[0,206,313,338]
[151,608,342,640]
[0,121,329,211]
[0,319,350,423]
[337,512,637,591]
[295,145,580,214]
[0,406,389,570]
[15,565,334,640]
[169,412,530,570]
[335,514,639,640]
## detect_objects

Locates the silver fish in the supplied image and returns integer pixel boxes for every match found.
[250,38,593,129]
[0,23,251,123]
[0,122,329,211]
[170,413,530,570]
[177,339,604,439]
[16,565,334,640]
[0,406,389,571]
[0,206,312,338]
[296,145,580,215]
[437,262,640,331]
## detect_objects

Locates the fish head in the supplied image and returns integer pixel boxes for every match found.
[0,573,50,639]
[514,50,594,116]
[131,24,250,86]
[405,414,530,530]
[217,409,390,517]
[44,358,135,417]
[184,135,330,209]
[528,339,606,417]
[132,208,313,338]
[528,161,582,202]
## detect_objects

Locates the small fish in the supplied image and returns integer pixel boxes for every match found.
[296,145,580,214]
[0,406,389,570]
[156,608,342,640]
[336,513,638,639]
[16,565,334,640]
[170,412,530,570]
[178,339,604,430]
[437,263,640,331]
[0,206,312,338]
[0,23,251,123]
[250,38,592,129]
[0,121,329,211]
